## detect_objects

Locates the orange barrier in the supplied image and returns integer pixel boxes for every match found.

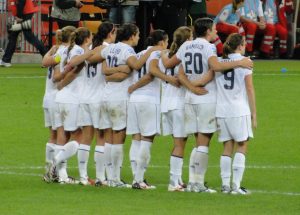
[207,0,232,16]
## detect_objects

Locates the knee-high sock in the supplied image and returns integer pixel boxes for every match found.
[94,145,105,182]
[104,143,113,181]
[232,152,245,189]
[111,144,124,182]
[189,148,197,183]
[129,139,140,178]
[77,144,90,180]
[220,155,232,187]
[55,145,67,180]
[135,140,152,183]
[170,155,183,186]
[45,142,56,164]
[55,140,79,164]
[194,146,209,185]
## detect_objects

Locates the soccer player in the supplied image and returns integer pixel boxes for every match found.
[100,24,160,187]
[52,27,93,184]
[162,17,253,193]
[215,33,256,194]
[126,30,168,189]
[41,29,63,182]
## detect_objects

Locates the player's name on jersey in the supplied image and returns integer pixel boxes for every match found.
[186,44,204,50]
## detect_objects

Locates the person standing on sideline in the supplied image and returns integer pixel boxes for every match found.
[51,0,83,29]
[0,0,47,67]
[109,0,138,24]
[215,33,256,194]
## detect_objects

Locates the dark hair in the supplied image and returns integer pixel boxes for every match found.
[169,26,192,57]
[145,29,168,47]
[193,17,214,37]
[55,29,62,45]
[116,23,139,42]
[232,0,244,13]
[223,33,244,58]
[92,21,115,48]
[61,25,76,43]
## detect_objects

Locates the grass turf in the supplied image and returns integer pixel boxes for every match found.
[0,61,300,214]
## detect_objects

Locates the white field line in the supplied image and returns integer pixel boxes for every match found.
[0,170,299,196]
[0,73,300,79]
[0,165,299,170]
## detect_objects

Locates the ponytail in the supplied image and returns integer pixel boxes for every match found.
[92,21,115,48]
[222,33,244,58]
[169,26,192,57]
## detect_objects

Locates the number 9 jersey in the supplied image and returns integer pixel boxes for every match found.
[176,38,217,104]
[215,53,253,118]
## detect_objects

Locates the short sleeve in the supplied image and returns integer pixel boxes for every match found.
[175,41,187,61]
[101,46,109,59]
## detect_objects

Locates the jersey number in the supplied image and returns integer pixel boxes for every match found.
[184,52,203,74]
[87,64,97,78]
[107,55,118,67]
[224,70,235,90]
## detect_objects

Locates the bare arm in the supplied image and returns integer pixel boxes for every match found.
[42,46,58,67]
[87,46,106,64]
[127,46,162,70]
[208,56,253,71]
[68,47,95,67]
[102,61,131,75]
[149,59,180,88]
[53,65,65,83]
[161,51,181,68]
[105,72,129,82]
[191,69,215,87]
[128,73,154,94]
[245,74,257,129]
[178,64,208,95]
[57,64,84,89]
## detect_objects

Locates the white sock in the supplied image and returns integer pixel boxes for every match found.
[194,146,209,185]
[129,139,140,178]
[54,145,66,179]
[104,143,113,181]
[189,148,197,183]
[111,144,124,182]
[55,140,79,164]
[45,142,56,164]
[170,156,183,186]
[220,155,232,187]
[77,144,90,180]
[232,152,246,189]
[94,145,105,182]
[135,140,152,183]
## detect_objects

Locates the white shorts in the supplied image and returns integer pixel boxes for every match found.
[127,102,161,136]
[54,103,79,131]
[77,103,101,128]
[185,103,217,134]
[44,106,56,130]
[162,109,186,138]
[99,100,127,131]
[217,115,253,142]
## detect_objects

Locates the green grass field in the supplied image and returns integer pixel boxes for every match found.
[0,61,300,214]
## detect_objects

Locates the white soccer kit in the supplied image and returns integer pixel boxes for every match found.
[127,50,161,136]
[100,42,135,130]
[160,56,186,137]
[215,53,253,142]
[55,44,85,131]
[77,43,108,128]
[176,38,218,134]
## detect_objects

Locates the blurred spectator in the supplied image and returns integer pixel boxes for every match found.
[109,0,139,24]
[51,0,83,28]
[214,0,245,37]
[240,0,267,57]
[262,0,294,58]
[0,0,47,67]
[187,0,208,24]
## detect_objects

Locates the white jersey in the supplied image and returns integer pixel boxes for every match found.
[55,44,85,104]
[80,42,109,104]
[101,42,135,101]
[160,56,186,112]
[129,49,161,104]
[215,53,252,117]
[176,38,217,104]
[43,45,67,108]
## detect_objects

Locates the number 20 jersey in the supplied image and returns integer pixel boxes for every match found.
[176,38,217,104]
[215,53,252,118]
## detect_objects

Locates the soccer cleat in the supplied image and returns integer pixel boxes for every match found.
[79,178,95,186]
[231,187,250,195]
[0,60,12,67]
[168,184,184,192]
[221,185,231,194]
[192,183,217,193]
[111,180,131,188]
[95,179,108,187]
[184,182,194,192]
[132,181,156,190]
[59,176,80,184]
[42,173,52,183]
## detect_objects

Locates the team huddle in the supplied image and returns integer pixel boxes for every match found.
[42,17,256,195]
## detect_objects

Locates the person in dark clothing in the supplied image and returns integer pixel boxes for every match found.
[0,0,47,67]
